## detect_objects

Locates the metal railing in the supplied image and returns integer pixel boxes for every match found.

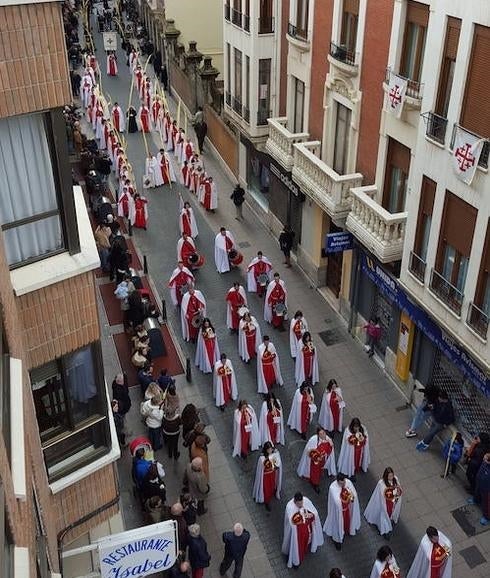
[243,14,250,31]
[424,112,448,145]
[409,251,427,283]
[329,41,356,66]
[233,96,243,115]
[224,4,230,21]
[243,106,250,123]
[232,9,242,27]
[258,16,274,34]
[257,109,271,126]
[288,22,308,41]
[225,91,231,106]
[429,268,464,315]
[450,124,489,170]
[467,302,489,340]
[385,67,423,100]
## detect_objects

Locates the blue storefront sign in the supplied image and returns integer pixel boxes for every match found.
[361,253,489,396]
[326,232,353,253]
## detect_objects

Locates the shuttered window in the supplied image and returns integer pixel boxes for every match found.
[341,0,359,53]
[474,220,490,309]
[400,1,429,82]
[414,176,436,260]
[436,17,461,117]
[461,25,490,137]
[382,138,411,213]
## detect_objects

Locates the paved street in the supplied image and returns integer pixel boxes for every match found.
[90,14,490,578]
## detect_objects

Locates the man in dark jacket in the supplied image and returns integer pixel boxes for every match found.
[416,391,455,451]
[187,523,211,576]
[230,183,245,221]
[219,523,250,578]
[278,224,295,267]
[195,120,208,154]
[112,373,131,414]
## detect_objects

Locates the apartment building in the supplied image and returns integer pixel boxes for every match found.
[346,0,490,435]
[0,1,121,576]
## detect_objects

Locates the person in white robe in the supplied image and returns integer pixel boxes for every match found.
[180,287,206,342]
[406,527,452,578]
[370,546,401,578]
[263,274,288,325]
[195,318,220,374]
[295,332,320,386]
[258,393,284,446]
[323,474,361,549]
[252,442,282,511]
[287,383,315,439]
[318,379,345,434]
[155,149,176,186]
[144,154,157,188]
[289,311,308,357]
[179,202,199,237]
[168,263,194,307]
[176,234,197,263]
[282,492,324,568]
[232,401,260,458]
[225,283,247,332]
[247,251,273,295]
[111,103,126,133]
[257,336,284,393]
[238,312,262,363]
[297,427,336,493]
[117,189,135,221]
[213,354,238,410]
[337,418,370,478]
[214,228,236,273]
[364,468,403,538]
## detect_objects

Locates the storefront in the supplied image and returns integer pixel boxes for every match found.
[352,250,489,436]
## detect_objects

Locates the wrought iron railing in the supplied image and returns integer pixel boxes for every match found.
[467,302,489,340]
[225,91,231,106]
[258,16,274,34]
[243,14,250,32]
[423,112,448,145]
[450,124,489,170]
[430,268,464,315]
[385,67,423,100]
[233,96,243,115]
[231,9,242,27]
[243,106,250,123]
[409,251,427,283]
[257,109,271,126]
[224,4,230,21]
[329,41,356,66]
[288,22,308,41]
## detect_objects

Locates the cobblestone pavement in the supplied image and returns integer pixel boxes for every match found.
[90,13,490,577]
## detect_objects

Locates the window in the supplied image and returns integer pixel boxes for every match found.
[333,103,351,174]
[243,0,250,31]
[292,77,305,133]
[340,0,359,54]
[226,43,231,105]
[244,55,250,121]
[0,312,10,464]
[225,0,230,20]
[296,0,309,39]
[232,0,242,26]
[234,48,243,114]
[1,486,14,578]
[383,138,411,213]
[413,176,436,261]
[30,343,110,482]
[400,1,429,83]
[259,0,274,34]
[468,220,490,338]
[258,59,271,125]
[436,18,461,118]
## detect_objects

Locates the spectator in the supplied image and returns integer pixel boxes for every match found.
[157,368,175,390]
[230,184,245,221]
[112,400,126,447]
[184,457,210,516]
[363,317,382,358]
[416,391,455,451]
[194,120,207,155]
[137,364,155,396]
[180,491,198,526]
[112,373,131,415]
[465,432,490,493]
[166,503,189,554]
[191,435,209,482]
[442,432,464,476]
[187,524,211,578]
[114,274,136,330]
[278,224,294,268]
[132,346,149,369]
[184,422,210,459]
[193,106,204,126]
[140,395,164,451]
[468,453,490,526]
[405,383,440,438]
[169,560,191,578]
[140,462,166,503]
[132,448,152,488]
[219,523,250,578]
[161,385,182,460]
[145,495,165,524]
[127,290,146,329]
[153,50,162,78]
[161,64,168,91]
[144,381,163,401]
[181,404,200,439]
[109,236,131,283]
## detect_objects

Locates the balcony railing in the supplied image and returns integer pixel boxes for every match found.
[232,9,242,27]
[329,41,356,66]
[429,269,464,316]
[288,22,308,41]
[409,250,427,282]
[467,302,489,340]
[265,117,309,171]
[225,91,231,106]
[423,112,448,145]
[233,96,242,115]
[346,185,407,263]
[292,141,363,220]
[243,106,250,123]
[258,16,274,34]
[224,4,230,21]
[257,109,271,126]
[243,13,250,32]
[450,124,489,170]
[385,67,423,100]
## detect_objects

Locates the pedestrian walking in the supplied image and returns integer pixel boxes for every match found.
[184,457,210,516]
[405,383,440,438]
[415,391,455,451]
[278,224,294,267]
[364,467,403,538]
[406,526,452,578]
[187,524,211,578]
[219,523,250,578]
[195,120,208,154]
[230,183,245,220]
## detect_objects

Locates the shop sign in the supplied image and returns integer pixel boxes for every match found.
[326,232,353,253]
[361,253,489,396]
[98,521,178,578]
[269,161,302,198]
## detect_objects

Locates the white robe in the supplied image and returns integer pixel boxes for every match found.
[214,231,235,273]
[225,286,248,329]
[168,266,194,306]
[294,343,320,386]
[323,479,361,543]
[232,406,260,457]
[246,256,272,292]
[213,360,238,407]
[318,388,345,433]
[370,556,401,578]
[111,105,126,133]
[177,236,196,262]
[364,478,403,535]
[257,342,284,393]
[117,191,135,220]
[180,290,206,342]
[198,180,218,210]
[258,400,285,446]
[289,316,308,357]
[287,388,315,434]
[297,434,337,478]
[282,497,324,568]
[238,316,262,362]
[179,207,199,237]
[252,451,283,503]
[407,533,452,578]
[337,426,371,477]
[155,151,176,186]
[144,157,158,188]
[195,329,220,374]
[264,279,288,323]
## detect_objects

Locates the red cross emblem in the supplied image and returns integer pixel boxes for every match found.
[454,143,476,172]
[389,84,402,108]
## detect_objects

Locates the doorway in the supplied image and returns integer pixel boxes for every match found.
[326,223,343,297]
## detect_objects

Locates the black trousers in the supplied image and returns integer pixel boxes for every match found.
[163,432,180,458]
[219,554,244,578]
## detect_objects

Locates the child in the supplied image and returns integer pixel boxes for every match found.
[442,432,464,477]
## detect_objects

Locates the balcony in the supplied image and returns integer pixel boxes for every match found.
[243,13,250,32]
[258,16,274,34]
[384,67,423,109]
[346,185,407,263]
[266,117,309,171]
[225,91,231,106]
[423,112,448,145]
[257,109,271,126]
[328,41,358,77]
[224,4,230,21]
[429,269,464,316]
[292,141,363,221]
[232,9,242,27]
[287,22,310,51]
[467,302,489,340]
[450,124,489,170]
[243,106,250,123]
[408,250,427,283]
[233,96,242,115]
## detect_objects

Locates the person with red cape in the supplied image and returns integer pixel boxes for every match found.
[323,474,361,551]
[232,400,259,458]
[364,467,403,539]
[225,282,247,333]
[264,273,288,330]
[168,261,194,307]
[297,427,336,493]
[138,105,152,133]
[370,546,401,578]
[318,379,345,435]
[252,442,282,511]
[131,193,148,229]
[238,311,261,363]
[179,201,199,238]
[295,331,320,386]
[259,392,284,446]
[107,51,118,76]
[257,335,283,393]
[289,310,308,357]
[287,382,315,440]
[180,286,206,342]
[195,318,220,374]
[213,353,238,411]
[337,417,371,479]
[247,251,273,297]
[176,233,199,270]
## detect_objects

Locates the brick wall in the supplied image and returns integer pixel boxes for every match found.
[0,2,71,118]
[169,59,194,111]
[356,0,394,183]
[204,104,238,176]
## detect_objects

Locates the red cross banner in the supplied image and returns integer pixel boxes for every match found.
[452,125,485,185]
[386,73,407,118]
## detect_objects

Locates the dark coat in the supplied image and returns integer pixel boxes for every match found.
[222,529,250,560]
[112,380,132,414]
[188,535,211,569]
[432,399,455,426]
[279,229,295,251]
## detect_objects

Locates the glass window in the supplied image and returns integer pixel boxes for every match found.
[292,77,305,133]
[234,48,242,101]
[258,58,271,124]
[333,102,351,174]
[419,214,432,261]
[296,0,309,38]
[340,11,358,53]
[401,22,427,82]
[30,343,110,482]
[442,243,468,292]
[259,0,274,34]
[387,167,408,213]
[245,55,250,110]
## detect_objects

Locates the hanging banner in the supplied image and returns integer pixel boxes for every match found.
[103,32,118,52]
[386,73,407,118]
[395,312,415,381]
[452,125,485,185]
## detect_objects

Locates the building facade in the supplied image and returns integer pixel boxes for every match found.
[0,1,121,576]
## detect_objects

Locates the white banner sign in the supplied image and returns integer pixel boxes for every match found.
[386,73,407,118]
[103,32,117,52]
[452,125,485,185]
[98,521,178,578]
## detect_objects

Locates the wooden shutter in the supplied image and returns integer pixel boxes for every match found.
[461,25,490,137]
[445,17,461,60]
[440,191,477,257]
[407,1,429,27]
[344,0,359,15]
[388,138,411,173]
[419,176,436,216]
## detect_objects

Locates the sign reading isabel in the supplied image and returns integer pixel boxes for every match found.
[98,521,178,578]
[326,232,353,253]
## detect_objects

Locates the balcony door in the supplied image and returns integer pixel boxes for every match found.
[296,0,309,39]
[292,77,305,133]
[333,102,351,175]
[259,0,273,34]
[400,1,429,83]
[382,138,411,213]
[340,0,359,54]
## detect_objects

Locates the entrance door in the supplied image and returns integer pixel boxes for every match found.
[326,224,343,297]
[372,290,392,355]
